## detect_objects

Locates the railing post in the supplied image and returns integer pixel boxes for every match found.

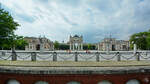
[2,51,5,56]
[117,52,121,61]
[53,52,57,61]
[31,52,36,61]
[75,52,78,62]
[136,52,140,61]
[96,52,100,62]
[12,51,17,61]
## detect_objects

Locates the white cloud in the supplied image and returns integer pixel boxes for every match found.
[1,0,150,43]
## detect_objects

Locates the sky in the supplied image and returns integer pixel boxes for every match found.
[0,0,150,43]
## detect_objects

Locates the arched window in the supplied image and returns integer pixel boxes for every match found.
[98,80,112,84]
[35,81,49,84]
[67,81,81,84]
[7,79,20,84]
[126,79,140,84]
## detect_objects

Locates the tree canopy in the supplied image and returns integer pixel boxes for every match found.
[0,8,27,50]
[130,31,150,50]
[0,8,19,38]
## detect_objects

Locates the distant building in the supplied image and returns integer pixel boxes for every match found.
[24,37,54,51]
[98,38,130,51]
[69,35,83,50]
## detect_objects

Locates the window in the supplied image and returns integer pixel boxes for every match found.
[35,81,49,84]
[126,79,140,84]
[98,80,112,84]
[7,79,20,84]
[67,81,81,84]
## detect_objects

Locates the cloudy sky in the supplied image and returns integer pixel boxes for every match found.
[0,0,150,43]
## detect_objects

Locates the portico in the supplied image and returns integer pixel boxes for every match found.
[69,35,83,50]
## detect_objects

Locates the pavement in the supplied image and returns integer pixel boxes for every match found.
[1,60,150,74]
[0,60,150,67]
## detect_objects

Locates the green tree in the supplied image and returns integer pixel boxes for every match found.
[54,41,60,50]
[15,37,28,50]
[6,35,28,51]
[83,44,88,50]
[0,8,19,50]
[87,44,92,50]
[130,31,150,50]
[59,44,69,50]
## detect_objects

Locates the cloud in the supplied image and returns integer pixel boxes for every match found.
[1,0,150,43]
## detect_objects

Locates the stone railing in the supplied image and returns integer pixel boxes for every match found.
[0,50,150,61]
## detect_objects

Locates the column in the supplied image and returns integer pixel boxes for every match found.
[98,44,100,50]
[40,44,44,52]
[106,43,109,54]
[78,44,80,50]
[79,43,81,50]
[81,43,83,50]
[70,43,72,50]
[134,44,137,54]
[73,43,75,50]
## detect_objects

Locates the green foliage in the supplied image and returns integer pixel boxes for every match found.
[0,8,19,38]
[0,8,26,50]
[1,34,28,50]
[59,44,69,50]
[83,44,88,50]
[54,41,69,50]
[15,36,28,50]
[83,44,96,50]
[54,41,60,50]
[130,31,150,50]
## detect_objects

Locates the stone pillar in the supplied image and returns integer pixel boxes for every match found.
[106,43,109,54]
[75,52,78,62]
[134,44,137,54]
[12,52,17,61]
[78,44,80,50]
[81,43,83,50]
[79,43,81,50]
[53,52,57,61]
[40,44,44,52]
[70,43,72,50]
[31,52,36,61]
[12,47,17,61]
[73,43,75,50]
[98,44,100,50]
[96,52,100,62]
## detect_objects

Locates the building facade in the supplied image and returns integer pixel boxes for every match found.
[69,35,83,50]
[98,38,130,51]
[24,37,54,51]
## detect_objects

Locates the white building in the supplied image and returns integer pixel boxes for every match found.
[69,35,83,50]
[98,38,130,51]
[24,37,54,51]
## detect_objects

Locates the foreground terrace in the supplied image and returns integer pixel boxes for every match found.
[0,50,150,84]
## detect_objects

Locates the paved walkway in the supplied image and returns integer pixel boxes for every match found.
[0,60,150,67]
[0,60,150,74]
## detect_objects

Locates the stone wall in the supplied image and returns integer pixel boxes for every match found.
[0,66,150,84]
[0,73,150,84]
